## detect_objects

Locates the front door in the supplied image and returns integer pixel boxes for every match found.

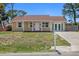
[53,24,60,31]
[34,23,40,31]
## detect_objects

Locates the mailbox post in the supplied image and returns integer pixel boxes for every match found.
[53,29,61,55]
[53,30,57,51]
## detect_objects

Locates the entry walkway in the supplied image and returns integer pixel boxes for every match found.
[56,32,79,51]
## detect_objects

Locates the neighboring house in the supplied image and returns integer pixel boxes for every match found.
[12,15,66,32]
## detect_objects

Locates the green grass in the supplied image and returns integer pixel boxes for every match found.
[56,35,71,46]
[0,32,70,53]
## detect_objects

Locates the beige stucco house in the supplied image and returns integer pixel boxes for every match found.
[12,15,66,32]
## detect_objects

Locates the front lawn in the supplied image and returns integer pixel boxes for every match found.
[0,32,70,53]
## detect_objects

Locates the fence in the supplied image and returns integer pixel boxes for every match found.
[66,24,79,31]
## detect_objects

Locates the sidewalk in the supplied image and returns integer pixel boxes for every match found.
[51,46,72,52]
[0,52,58,56]
[0,52,79,56]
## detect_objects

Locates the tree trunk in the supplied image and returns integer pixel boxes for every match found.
[1,21,5,30]
[73,9,77,25]
[11,3,14,20]
[71,4,77,25]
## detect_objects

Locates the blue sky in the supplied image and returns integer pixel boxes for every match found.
[13,3,64,16]
[6,3,79,22]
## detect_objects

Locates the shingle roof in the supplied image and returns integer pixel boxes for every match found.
[12,15,66,22]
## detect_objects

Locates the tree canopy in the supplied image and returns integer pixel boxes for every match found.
[0,3,27,22]
[62,3,79,25]
[7,9,27,20]
[0,3,27,30]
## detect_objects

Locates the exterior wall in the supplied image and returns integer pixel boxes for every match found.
[24,21,50,31]
[12,21,24,31]
[42,27,50,31]
[28,21,40,31]
[42,24,50,31]
[12,22,17,31]
[49,22,53,31]
[24,22,31,31]
[12,21,66,32]
[62,23,65,31]
[53,22,65,31]
[31,22,38,31]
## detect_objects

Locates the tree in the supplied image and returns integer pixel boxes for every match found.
[0,3,8,30]
[11,3,14,20]
[17,10,27,16]
[6,3,27,23]
[7,9,27,20]
[62,3,79,25]
[0,3,27,30]
[7,10,18,19]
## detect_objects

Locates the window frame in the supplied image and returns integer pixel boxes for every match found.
[18,22,22,27]
[55,24,57,31]
[30,22,32,27]
[58,24,60,31]
[42,22,48,27]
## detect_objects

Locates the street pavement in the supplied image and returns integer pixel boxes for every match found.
[0,52,79,56]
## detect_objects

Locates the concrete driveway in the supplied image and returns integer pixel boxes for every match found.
[56,32,79,51]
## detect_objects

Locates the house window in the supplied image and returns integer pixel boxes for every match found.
[30,22,32,27]
[58,24,60,31]
[18,22,22,27]
[55,24,57,30]
[52,24,54,30]
[42,22,48,27]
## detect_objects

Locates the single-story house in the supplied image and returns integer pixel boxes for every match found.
[12,15,66,32]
